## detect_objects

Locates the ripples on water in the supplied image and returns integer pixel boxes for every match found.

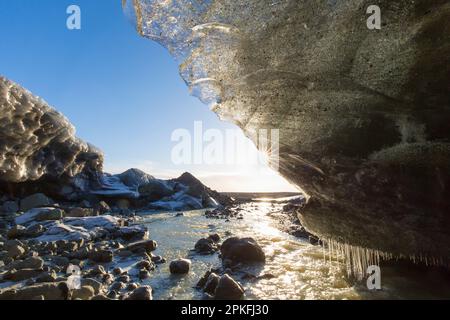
[129,201,450,300]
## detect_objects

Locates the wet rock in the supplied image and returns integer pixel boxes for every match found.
[0,282,69,300]
[221,237,265,264]
[124,286,153,300]
[112,267,123,276]
[20,194,54,212]
[116,275,131,283]
[169,258,191,274]
[214,274,244,300]
[196,270,212,289]
[71,285,95,300]
[203,273,220,295]
[208,233,221,243]
[122,240,157,254]
[194,238,218,254]
[136,260,154,271]
[150,255,165,264]
[138,269,150,280]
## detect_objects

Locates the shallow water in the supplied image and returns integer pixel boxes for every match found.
[133,202,450,300]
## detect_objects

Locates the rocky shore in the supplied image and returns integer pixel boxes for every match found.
[0,76,239,300]
[0,194,270,300]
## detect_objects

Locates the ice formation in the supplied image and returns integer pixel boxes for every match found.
[124,0,450,267]
[0,76,103,183]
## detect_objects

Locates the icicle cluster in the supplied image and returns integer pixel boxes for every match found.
[323,238,448,281]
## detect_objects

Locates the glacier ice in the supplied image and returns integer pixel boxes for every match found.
[123,0,450,267]
[0,76,103,183]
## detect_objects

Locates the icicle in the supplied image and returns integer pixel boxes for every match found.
[320,238,448,281]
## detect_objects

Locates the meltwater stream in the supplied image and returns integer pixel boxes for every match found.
[131,201,450,300]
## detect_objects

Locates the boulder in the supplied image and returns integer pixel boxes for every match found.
[122,240,157,254]
[214,274,244,300]
[124,286,153,300]
[20,194,54,212]
[71,286,95,300]
[3,269,44,282]
[203,273,220,295]
[220,237,265,264]
[0,282,69,300]
[138,269,150,280]
[114,225,148,242]
[169,258,191,274]
[15,208,63,225]
[194,238,218,254]
[7,256,44,270]
[208,234,221,243]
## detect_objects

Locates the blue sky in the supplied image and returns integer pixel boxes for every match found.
[0,0,297,192]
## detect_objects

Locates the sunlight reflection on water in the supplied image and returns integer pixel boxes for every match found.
[134,201,363,300]
[132,201,450,300]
